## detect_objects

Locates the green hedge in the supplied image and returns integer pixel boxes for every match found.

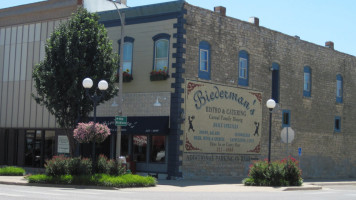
[0,166,25,176]
[243,157,303,186]
[27,174,157,188]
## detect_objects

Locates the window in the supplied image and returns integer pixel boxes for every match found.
[271,62,280,103]
[133,135,147,162]
[198,41,211,80]
[118,37,134,75]
[238,50,249,86]
[152,33,170,72]
[303,66,311,97]
[150,136,166,163]
[200,49,209,71]
[334,116,341,132]
[336,74,343,103]
[123,42,133,74]
[282,110,291,127]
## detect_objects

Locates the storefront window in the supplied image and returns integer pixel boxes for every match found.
[25,130,55,167]
[133,135,147,162]
[121,135,129,157]
[150,136,166,163]
[25,130,35,166]
[44,131,55,161]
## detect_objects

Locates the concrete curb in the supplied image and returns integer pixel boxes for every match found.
[282,185,323,191]
[0,180,120,190]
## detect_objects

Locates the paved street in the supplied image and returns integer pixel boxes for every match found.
[0,179,355,200]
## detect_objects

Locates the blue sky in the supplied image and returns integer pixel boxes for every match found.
[1,0,355,56]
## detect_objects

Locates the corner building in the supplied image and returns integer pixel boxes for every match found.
[1,0,356,179]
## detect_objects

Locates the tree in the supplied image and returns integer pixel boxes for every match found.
[32,8,118,156]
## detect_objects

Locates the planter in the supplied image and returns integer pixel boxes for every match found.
[150,73,169,81]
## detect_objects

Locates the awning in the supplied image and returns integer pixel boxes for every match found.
[94,116,169,135]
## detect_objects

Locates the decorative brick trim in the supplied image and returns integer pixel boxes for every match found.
[168,7,187,179]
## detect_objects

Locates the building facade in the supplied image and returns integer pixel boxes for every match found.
[1,0,356,179]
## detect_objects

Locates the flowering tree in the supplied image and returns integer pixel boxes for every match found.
[73,122,111,143]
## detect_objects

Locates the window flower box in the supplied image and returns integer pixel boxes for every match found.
[115,71,133,83]
[150,69,169,81]
[123,72,133,82]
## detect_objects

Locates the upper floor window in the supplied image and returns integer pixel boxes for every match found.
[123,42,133,74]
[336,74,343,103]
[118,37,134,75]
[334,116,341,132]
[303,66,311,97]
[282,110,291,127]
[152,33,170,72]
[271,62,280,103]
[198,41,210,80]
[238,50,249,86]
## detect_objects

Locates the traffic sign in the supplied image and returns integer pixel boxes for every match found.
[281,127,295,144]
[115,116,127,126]
[298,147,302,156]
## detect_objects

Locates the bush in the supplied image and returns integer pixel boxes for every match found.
[243,157,303,186]
[27,174,156,188]
[283,157,303,186]
[45,155,68,176]
[45,156,92,176]
[0,166,25,176]
[79,158,92,175]
[96,155,126,176]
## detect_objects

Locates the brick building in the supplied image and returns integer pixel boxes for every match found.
[1,0,356,179]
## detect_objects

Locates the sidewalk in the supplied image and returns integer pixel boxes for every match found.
[1,176,344,191]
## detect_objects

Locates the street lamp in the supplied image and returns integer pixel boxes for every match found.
[108,0,125,159]
[82,77,108,167]
[266,99,276,163]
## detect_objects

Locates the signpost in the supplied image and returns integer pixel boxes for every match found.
[115,116,127,126]
[298,147,302,169]
[281,127,295,156]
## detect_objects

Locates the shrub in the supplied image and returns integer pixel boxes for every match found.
[45,155,68,176]
[45,156,92,176]
[282,156,303,186]
[243,157,303,187]
[96,155,125,176]
[0,166,25,176]
[67,157,81,175]
[79,158,92,175]
[97,155,108,174]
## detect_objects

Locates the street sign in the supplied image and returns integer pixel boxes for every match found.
[115,116,127,126]
[298,147,302,156]
[281,127,295,144]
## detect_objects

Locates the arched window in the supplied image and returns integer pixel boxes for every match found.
[336,74,343,103]
[198,41,210,80]
[152,33,170,72]
[238,50,249,86]
[303,66,311,97]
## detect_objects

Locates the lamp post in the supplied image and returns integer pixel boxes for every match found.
[108,0,125,159]
[82,78,108,167]
[266,99,276,163]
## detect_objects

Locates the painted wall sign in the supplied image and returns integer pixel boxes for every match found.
[184,80,262,154]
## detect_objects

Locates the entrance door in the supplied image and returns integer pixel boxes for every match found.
[131,135,167,173]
